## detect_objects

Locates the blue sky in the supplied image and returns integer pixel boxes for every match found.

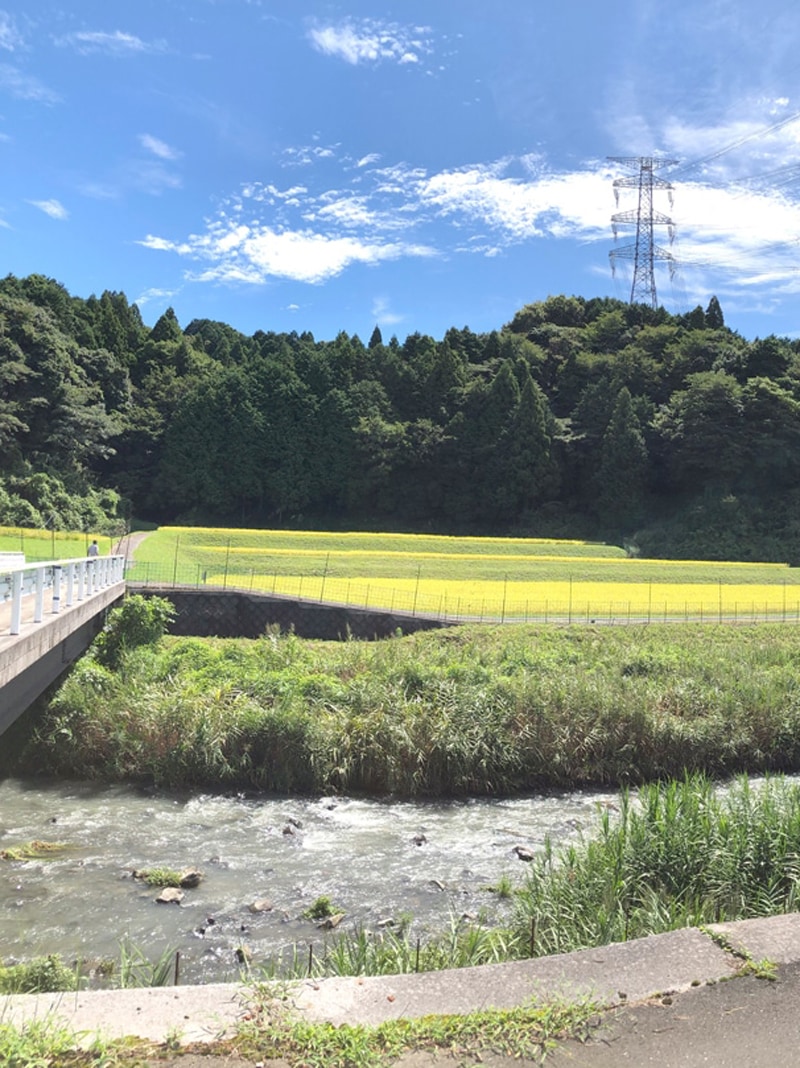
[3,1,800,342]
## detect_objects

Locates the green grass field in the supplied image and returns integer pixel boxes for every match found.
[0,526,114,561]
[121,525,800,622]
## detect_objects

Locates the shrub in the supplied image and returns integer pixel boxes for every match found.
[94,594,175,669]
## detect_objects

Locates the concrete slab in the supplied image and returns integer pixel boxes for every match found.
[0,983,248,1045]
[289,927,734,1027]
[709,911,800,964]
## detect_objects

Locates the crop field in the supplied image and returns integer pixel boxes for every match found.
[122,525,800,623]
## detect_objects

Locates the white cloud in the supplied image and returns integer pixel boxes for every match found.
[28,198,68,219]
[282,144,338,167]
[143,221,435,285]
[307,18,433,67]
[139,134,181,160]
[135,286,179,307]
[57,30,167,56]
[0,63,59,103]
[128,160,182,195]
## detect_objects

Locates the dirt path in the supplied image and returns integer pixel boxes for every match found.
[112,529,155,556]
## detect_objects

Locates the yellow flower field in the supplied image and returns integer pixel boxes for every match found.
[6,521,800,623]
[202,573,800,622]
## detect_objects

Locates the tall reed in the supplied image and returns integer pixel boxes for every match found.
[514,774,800,956]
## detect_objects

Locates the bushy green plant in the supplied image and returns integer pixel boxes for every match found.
[93,594,175,669]
[0,954,77,993]
[302,895,337,920]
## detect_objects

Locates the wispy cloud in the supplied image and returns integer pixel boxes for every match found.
[372,296,404,326]
[128,159,182,195]
[306,18,433,66]
[56,30,167,56]
[139,134,182,161]
[282,144,337,167]
[28,198,68,220]
[0,11,23,52]
[137,110,800,307]
[0,63,60,103]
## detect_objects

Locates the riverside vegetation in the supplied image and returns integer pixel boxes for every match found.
[16,614,800,793]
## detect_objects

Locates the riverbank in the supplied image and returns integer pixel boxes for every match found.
[3,913,799,1066]
[11,622,800,794]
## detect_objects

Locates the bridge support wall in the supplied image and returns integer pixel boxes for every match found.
[133,586,448,641]
[0,585,124,735]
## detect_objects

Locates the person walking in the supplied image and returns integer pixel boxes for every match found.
[87,539,99,557]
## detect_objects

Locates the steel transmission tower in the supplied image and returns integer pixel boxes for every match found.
[608,157,678,308]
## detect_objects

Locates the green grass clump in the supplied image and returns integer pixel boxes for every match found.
[302,895,339,921]
[132,867,182,887]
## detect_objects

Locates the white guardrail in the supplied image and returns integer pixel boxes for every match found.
[0,554,126,636]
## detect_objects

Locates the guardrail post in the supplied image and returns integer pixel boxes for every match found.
[77,560,86,601]
[34,567,45,622]
[10,570,22,634]
[52,565,62,614]
[66,563,75,606]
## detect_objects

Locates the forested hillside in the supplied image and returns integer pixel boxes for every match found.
[2,273,799,561]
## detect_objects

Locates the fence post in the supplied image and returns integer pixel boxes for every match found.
[52,565,62,614]
[34,567,45,622]
[10,570,22,634]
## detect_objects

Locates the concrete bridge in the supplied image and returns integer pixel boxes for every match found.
[0,554,126,735]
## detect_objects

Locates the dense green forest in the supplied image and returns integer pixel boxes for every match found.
[2,273,800,560]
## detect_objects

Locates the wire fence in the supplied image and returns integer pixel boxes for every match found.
[125,560,800,625]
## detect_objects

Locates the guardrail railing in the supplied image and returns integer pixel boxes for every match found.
[0,555,126,636]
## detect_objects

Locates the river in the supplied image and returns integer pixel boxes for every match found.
[0,777,618,985]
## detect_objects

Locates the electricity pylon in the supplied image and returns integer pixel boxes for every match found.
[608,156,678,308]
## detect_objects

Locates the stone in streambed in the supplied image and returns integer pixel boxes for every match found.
[156,887,184,904]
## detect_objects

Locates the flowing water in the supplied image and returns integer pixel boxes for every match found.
[0,777,618,985]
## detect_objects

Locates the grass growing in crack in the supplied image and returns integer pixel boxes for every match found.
[0,1019,121,1067]
[0,996,601,1068]
[238,992,601,1067]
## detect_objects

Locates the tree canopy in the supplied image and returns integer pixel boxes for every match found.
[2,273,799,561]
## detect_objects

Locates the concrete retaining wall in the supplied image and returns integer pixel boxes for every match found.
[133,586,448,640]
[0,585,124,735]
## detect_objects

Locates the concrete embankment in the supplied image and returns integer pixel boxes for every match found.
[3,914,800,1052]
